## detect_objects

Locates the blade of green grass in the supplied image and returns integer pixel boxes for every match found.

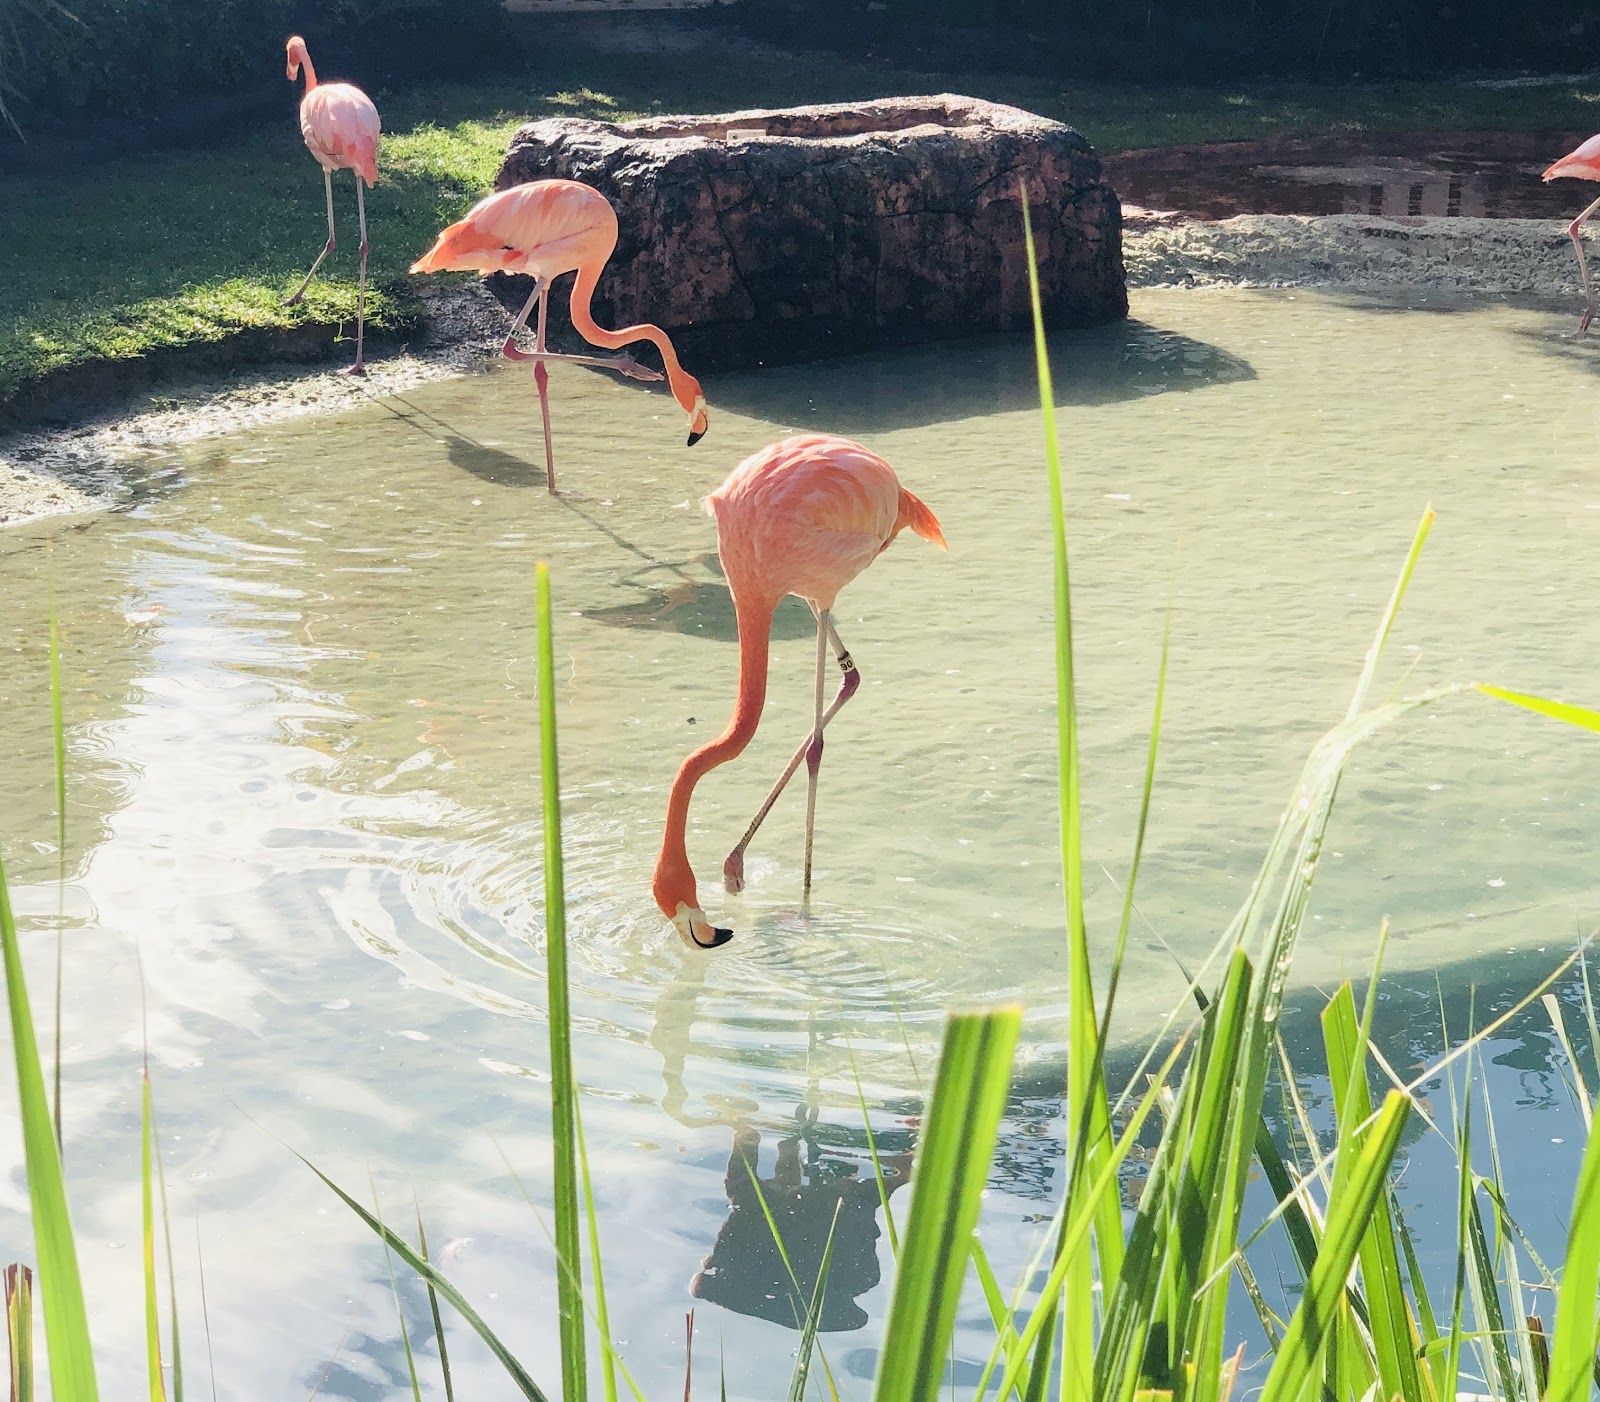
[573,1090,618,1402]
[1321,981,1423,1402]
[968,1234,1031,1402]
[535,560,587,1402]
[845,1044,900,1262]
[494,1144,651,1402]
[1544,993,1592,1130]
[298,1153,551,1402]
[414,1202,455,1402]
[1257,1091,1412,1402]
[872,1007,1022,1402]
[369,1175,422,1402]
[141,1061,165,1402]
[153,1118,183,1402]
[194,1220,217,1402]
[1475,685,1600,735]
[5,1264,33,1402]
[1539,1022,1600,1402]
[788,1201,842,1402]
[47,595,65,1158]
[1000,1028,1194,1402]
[1019,181,1123,1402]
[0,845,99,1401]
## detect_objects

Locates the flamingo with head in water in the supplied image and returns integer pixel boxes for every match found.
[1543,134,1600,335]
[284,36,380,375]
[410,180,710,493]
[652,433,946,951]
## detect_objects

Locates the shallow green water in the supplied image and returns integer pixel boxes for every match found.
[1,286,1598,1396]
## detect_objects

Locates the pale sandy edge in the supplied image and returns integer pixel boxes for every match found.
[0,214,1583,529]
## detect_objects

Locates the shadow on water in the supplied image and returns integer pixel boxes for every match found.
[706,321,1257,435]
[377,391,839,644]
[690,1114,914,1332]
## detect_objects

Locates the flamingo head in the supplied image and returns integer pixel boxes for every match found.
[653,857,731,950]
[285,35,308,81]
[670,903,733,951]
[672,371,708,447]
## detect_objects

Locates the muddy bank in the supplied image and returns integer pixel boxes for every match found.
[1,212,1587,528]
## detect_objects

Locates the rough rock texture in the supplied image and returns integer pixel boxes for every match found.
[493,94,1126,370]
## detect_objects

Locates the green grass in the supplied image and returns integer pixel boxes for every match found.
[6,24,1600,409]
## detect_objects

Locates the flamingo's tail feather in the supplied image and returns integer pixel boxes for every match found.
[897,488,947,550]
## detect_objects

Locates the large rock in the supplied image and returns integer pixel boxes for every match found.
[492,93,1126,371]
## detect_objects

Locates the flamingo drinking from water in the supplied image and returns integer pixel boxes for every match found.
[1543,134,1600,334]
[409,180,709,493]
[652,434,946,951]
[284,36,380,375]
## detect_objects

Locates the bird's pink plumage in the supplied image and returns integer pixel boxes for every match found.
[300,84,381,185]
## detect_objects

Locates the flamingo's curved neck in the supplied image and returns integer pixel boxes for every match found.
[297,49,319,92]
[654,587,778,909]
[570,259,693,408]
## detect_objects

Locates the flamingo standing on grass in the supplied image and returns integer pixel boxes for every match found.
[409,180,709,493]
[651,434,946,951]
[1543,134,1600,334]
[284,36,380,375]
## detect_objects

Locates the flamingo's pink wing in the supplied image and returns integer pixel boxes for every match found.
[1544,132,1600,182]
[301,83,381,185]
[410,182,612,277]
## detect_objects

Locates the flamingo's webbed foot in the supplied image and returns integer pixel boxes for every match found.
[608,356,665,383]
[723,850,746,895]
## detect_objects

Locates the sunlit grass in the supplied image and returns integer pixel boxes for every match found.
[5,27,1600,408]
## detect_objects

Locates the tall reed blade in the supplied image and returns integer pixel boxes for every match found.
[414,1205,455,1402]
[1320,983,1422,1402]
[47,599,65,1156]
[153,1119,183,1402]
[1019,183,1122,1401]
[535,561,588,1402]
[1543,1053,1600,1402]
[300,1155,551,1402]
[871,1006,1022,1402]
[0,848,99,1400]
[1257,1092,1411,1402]
[5,1264,33,1402]
[142,1065,166,1401]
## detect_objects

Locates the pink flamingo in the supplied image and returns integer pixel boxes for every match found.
[652,434,946,950]
[284,36,380,375]
[1544,134,1600,334]
[409,180,709,493]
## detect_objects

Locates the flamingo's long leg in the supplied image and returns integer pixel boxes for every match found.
[343,177,369,376]
[500,279,543,359]
[534,281,556,493]
[519,350,664,382]
[723,615,860,895]
[286,168,336,307]
[800,607,833,903]
[1568,193,1600,334]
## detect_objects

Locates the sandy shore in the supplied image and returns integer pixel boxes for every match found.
[0,213,1584,529]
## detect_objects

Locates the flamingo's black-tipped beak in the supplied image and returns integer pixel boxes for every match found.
[692,925,733,949]
[687,428,705,447]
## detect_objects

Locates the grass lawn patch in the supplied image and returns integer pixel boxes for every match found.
[5,26,1600,415]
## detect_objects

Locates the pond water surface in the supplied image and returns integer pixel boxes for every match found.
[2,286,1600,1397]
